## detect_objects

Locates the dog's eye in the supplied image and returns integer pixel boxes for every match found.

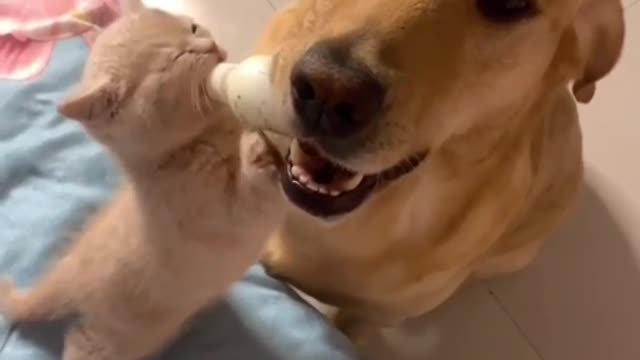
[477,0,539,23]
[191,23,199,34]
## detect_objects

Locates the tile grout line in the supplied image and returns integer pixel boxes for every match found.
[484,283,547,360]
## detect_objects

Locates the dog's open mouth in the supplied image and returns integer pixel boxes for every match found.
[280,140,427,218]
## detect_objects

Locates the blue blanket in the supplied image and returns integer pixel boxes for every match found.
[0,38,358,360]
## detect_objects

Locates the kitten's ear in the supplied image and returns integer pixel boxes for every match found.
[58,78,125,122]
[122,0,146,14]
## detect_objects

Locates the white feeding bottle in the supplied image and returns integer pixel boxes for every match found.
[209,55,293,135]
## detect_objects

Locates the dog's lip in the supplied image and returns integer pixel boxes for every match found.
[280,141,428,218]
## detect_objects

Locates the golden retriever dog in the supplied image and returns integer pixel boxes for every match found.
[254,0,625,345]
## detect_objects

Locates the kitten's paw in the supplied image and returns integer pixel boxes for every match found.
[239,131,287,225]
[260,244,292,280]
[240,131,284,181]
[261,250,281,277]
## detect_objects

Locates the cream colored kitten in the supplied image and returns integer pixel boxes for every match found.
[0,6,284,360]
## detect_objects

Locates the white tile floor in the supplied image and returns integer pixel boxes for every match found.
[488,5,640,360]
[145,1,640,359]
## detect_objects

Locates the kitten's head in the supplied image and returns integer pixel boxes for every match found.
[59,3,226,162]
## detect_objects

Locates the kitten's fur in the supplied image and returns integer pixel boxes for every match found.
[0,5,284,360]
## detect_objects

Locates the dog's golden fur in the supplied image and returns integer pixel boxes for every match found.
[256,0,625,340]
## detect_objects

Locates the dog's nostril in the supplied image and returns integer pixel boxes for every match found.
[327,102,362,138]
[334,102,358,128]
[334,103,355,123]
[293,76,316,101]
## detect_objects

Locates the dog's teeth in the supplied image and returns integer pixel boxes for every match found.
[290,163,325,194]
[307,182,319,192]
[339,174,364,191]
[299,174,310,183]
[288,145,364,196]
[290,165,311,183]
[291,165,302,177]
[296,175,328,195]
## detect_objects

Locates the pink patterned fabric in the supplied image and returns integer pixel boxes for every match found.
[0,0,121,80]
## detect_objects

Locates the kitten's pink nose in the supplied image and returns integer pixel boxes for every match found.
[215,46,228,61]
[189,39,227,60]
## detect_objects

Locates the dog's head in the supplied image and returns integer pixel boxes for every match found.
[261,0,624,219]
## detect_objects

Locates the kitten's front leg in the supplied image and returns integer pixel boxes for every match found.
[0,274,73,323]
[238,131,286,211]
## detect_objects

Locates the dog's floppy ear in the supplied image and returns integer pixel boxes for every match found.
[571,0,625,104]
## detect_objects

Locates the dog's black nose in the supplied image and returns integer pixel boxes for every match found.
[290,43,386,139]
